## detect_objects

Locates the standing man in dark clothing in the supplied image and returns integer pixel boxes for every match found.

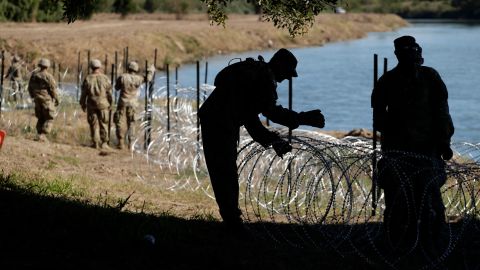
[199,48,325,230]
[372,36,454,250]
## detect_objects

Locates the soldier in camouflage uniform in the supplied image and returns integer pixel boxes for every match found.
[372,36,454,251]
[80,59,112,149]
[113,61,154,149]
[27,58,59,142]
[6,55,25,102]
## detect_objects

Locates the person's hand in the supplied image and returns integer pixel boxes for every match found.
[54,98,59,107]
[272,140,292,159]
[440,144,453,161]
[299,110,325,128]
[81,104,86,113]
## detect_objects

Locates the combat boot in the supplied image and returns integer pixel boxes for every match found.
[100,142,111,150]
[38,134,48,142]
[117,142,125,150]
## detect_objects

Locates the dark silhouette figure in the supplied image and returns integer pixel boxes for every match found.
[199,48,325,230]
[372,36,454,254]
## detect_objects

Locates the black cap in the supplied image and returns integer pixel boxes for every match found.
[271,48,298,77]
[394,35,417,50]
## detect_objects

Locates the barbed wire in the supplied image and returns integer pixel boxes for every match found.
[2,79,480,269]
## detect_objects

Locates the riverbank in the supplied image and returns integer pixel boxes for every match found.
[0,13,407,71]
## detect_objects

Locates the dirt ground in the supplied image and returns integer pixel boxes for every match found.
[0,134,219,218]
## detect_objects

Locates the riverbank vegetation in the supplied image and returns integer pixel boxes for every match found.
[0,0,478,24]
[0,13,406,73]
[346,0,480,19]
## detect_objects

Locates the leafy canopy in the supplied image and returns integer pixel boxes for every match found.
[59,0,339,36]
[202,0,340,36]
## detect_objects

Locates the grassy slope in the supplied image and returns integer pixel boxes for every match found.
[0,13,407,74]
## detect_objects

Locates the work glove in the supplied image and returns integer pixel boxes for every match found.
[299,109,325,128]
[271,139,292,159]
[440,144,453,161]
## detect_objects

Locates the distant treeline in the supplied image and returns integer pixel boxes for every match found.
[0,0,478,22]
[0,0,258,22]
[345,0,480,19]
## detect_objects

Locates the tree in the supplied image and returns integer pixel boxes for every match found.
[112,0,137,17]
[202,0,340,36]
[143,0,155,13]
[451,0,480,18]
[58,0,340,36]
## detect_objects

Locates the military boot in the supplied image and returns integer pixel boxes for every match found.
[100,142,111,150]
[38,134,48,142]
[117,142,125,150]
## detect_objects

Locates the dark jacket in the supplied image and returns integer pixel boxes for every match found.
[199,58,300,147]
[372,65,454,154]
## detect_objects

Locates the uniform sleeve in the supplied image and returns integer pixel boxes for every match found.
[371,75,388,133]
[258,68,300,129]
[136,74,146,87]
[105,75,113,105]
[429,69,454,146]
[262,104,300,130]
[47,74,59,101]
[244,115,281,148]
[27,75,35,98]
[6,66,14,80]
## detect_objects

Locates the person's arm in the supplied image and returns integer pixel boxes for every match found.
[262,103,300,130]
[430,69,454,158]
[47,73,59,106]
[27,74,35,98]
[145,64,155,82]
[244,115,280,148]
[244,115,291,157]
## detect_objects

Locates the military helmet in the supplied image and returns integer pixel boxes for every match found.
[38,58,50,68]
[12,55,21,63]
[90,59,102,69]
[270,48,298,77]
[128,61,139,72]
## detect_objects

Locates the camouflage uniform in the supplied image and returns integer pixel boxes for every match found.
[371,36,454,250]
[113,72,144,148]
[7,59,24,102]
[80,70,112,148]
[27,66,58,138]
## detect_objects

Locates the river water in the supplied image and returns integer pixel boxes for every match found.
[171,21,480,143]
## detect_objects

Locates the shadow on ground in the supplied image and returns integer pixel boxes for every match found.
[0,180,479,270]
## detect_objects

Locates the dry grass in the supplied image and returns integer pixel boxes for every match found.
[0,104,218,219]
[0,13,407,75]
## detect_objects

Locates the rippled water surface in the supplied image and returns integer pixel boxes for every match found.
[172,21,480,143]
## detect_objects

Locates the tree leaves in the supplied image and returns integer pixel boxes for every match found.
[201,0,339,37]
